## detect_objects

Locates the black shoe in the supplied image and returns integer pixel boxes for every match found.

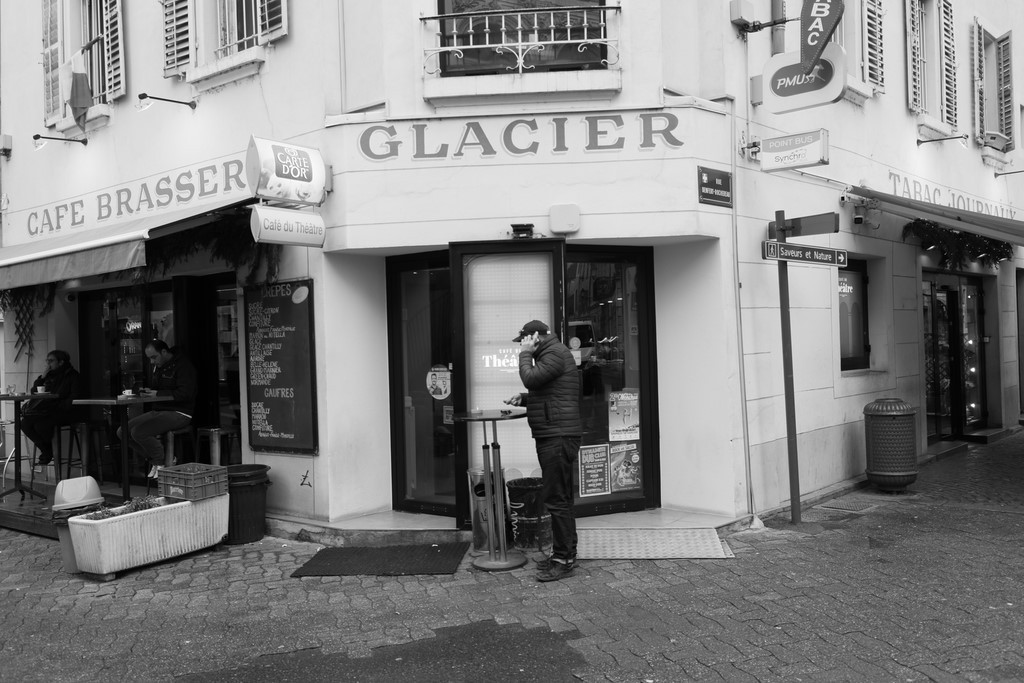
[37,452,53,466]
[536,561,575,582]
[536,555,576,571]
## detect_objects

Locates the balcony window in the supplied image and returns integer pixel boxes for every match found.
[425,1,617,77]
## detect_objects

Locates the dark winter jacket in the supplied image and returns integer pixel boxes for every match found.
[151,353,198,417]
[518,334,582,439]
[22,363,81,420]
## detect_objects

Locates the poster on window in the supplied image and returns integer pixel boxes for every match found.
[610,442,642,492]
[427,365,451,400]
[579,444,610,497]
[608,390,639,441]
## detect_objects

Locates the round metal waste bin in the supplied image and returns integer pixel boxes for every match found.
[863,398,918,492]
[505,477,552,553]
[225,464,271,544]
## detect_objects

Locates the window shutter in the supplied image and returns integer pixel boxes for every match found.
[864,0,884,90]
[939,0,956,126]
[996,32,1014,151]
[259,0,288,43]
[41,0,63,125]
[905,0,923,113]
[163,0,190,77]
[102,0,125,100]
[972,18,986,143]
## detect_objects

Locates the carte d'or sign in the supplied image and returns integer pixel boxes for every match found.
[762,43,847,114]
[245,136,327,206]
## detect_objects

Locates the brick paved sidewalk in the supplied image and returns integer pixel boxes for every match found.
[2,434,1023,682]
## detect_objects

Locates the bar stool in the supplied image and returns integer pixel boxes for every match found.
[0,419,21,490]
[82,419,109,484]
[163,426,196,466]
[55,423,86,479]
[196,426,240,465]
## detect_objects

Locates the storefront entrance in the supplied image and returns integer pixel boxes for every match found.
[78,273,242,480]
[922,273,987,441]
[387,241,658,527]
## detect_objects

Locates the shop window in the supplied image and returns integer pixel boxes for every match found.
[833,0,885,104]
[839,259,870,371]
[163,0,288,89]
[41,0,125,130]
[971,18,1015,153]
[905,0,957,132]
[428,0,613,77]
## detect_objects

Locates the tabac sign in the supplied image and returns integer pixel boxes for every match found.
[800,0,844,74]
[762,42,847,114]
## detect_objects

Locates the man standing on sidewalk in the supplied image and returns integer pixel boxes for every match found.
[506,320,582,582]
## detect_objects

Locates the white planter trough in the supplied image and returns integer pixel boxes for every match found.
[68,495,229,580]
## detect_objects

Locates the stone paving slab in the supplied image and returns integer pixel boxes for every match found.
[4,432,1024,681]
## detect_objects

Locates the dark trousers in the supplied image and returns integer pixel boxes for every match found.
[20,413,68,459]
[116,411,191,466]
[536,435,580,562]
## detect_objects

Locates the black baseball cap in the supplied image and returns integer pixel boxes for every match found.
[513,320,549,342]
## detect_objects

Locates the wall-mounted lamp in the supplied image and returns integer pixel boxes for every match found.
[917,132,969,146]
[510,223,535,239]
[994,169,1024,178]
[136,92,197,111]
[33,133,87,149]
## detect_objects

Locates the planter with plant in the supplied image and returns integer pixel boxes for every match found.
[68,494,229,580]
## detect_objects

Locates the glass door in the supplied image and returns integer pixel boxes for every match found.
[923,273,987,441]
[567,248,656,515]
[387,251,456,515]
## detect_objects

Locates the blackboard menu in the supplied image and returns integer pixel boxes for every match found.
[244,279,318,454]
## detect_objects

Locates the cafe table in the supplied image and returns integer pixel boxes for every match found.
[454,409,528,571]
[73,394,171,501]
[0,391,55,502]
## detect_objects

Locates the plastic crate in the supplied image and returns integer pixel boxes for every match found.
[158,463,228,501]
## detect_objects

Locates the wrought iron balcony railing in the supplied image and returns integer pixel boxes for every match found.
[421,5,621,77]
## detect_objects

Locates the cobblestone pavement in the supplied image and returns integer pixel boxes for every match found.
[3,433,1024,682]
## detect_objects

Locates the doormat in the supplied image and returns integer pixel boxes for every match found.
[291,542,470,577]
[577,528,732,560]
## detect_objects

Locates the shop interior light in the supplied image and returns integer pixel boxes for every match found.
[916,132,968,146]
[32,133,87,149]
[136,92,197,111]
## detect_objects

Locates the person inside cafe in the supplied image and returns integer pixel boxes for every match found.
[20,349,81,466]
[117,340,197,478]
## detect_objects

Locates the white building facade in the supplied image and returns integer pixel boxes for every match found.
[1,0,1022,531]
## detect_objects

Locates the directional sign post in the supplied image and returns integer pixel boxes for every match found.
[762,241,848,267]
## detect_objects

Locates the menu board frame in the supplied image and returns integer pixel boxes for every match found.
[243,278,319,454]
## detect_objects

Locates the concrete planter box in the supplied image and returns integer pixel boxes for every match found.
[68,495,229,579]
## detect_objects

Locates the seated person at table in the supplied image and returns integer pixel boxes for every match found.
[117,340,197,478]
[21,350,81,466]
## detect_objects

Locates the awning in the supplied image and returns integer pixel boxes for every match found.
[0,200,253,289]
[847,185,1024,245]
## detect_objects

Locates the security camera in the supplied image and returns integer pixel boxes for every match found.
[853,214,866,225]
[64,293,77,303]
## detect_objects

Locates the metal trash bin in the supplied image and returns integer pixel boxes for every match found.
[467,467,506,555]
[863,398,919,492]
[505,477,552,553]
[52,476,105,573]
[225,464,271,544]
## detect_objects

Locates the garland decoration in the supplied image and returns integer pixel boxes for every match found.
[901,218,1013,270]
[0,284,58,362]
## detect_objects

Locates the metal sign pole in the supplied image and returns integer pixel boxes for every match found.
[775,210,802,523]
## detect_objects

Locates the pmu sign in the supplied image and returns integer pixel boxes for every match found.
[762,42,847,114]
[800,0,845,74]
[762,240,848,267]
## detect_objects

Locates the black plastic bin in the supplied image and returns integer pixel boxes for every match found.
[225,464,271,544]
[505,477,552,553]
